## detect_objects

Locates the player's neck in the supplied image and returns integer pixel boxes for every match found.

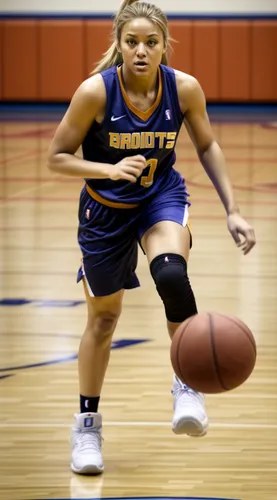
[121,64,159,96]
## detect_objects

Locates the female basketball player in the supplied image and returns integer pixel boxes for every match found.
[47,0,256,474]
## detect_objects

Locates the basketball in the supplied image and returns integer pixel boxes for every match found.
[170,313,257,393]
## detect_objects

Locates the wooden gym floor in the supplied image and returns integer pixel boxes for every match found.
[0,105,276,500]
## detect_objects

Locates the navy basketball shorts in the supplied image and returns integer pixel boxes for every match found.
[77,183,191,297]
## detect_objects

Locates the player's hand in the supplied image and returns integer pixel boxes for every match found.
[227,213,256,255]
[109,155,147,183]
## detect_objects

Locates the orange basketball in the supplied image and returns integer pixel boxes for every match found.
[170,312,257,393]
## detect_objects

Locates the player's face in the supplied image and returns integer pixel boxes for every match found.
[119,18,166,75]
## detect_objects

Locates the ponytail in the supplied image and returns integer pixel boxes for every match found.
[91,41,122,75]
[91,0,138,75]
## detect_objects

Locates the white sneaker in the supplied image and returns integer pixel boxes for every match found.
[70,412,104,474]
[171,375,208,437]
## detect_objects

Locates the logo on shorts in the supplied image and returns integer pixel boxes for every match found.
[85,209,90,220]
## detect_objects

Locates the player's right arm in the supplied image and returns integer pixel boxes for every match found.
[46,74,146,183]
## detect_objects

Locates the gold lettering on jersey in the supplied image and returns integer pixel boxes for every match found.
[166,132,177,149]
[109,133,120,149]
[131,133,141,149]
[155,132,167,148]
[145,132,155,148]
[109,131,177,149]
[120,133,132,149]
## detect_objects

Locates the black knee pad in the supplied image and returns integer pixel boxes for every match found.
[150,253,197,323]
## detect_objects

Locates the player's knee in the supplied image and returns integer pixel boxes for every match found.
[88,310,120,341]
[150,253,197,323]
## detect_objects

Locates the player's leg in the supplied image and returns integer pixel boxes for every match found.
[138,190,208,437]
[79,283,123,402]
[141,220,208,437]
[71,187,140,474]
[71,286,124,475]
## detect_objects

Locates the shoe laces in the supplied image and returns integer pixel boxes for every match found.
[74,428,102,454]
[172,380,204,407]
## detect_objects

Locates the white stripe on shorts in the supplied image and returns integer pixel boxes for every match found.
[81,260,95,297]
[182,204,189,227]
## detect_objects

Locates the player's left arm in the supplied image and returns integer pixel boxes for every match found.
[175,71,256,255]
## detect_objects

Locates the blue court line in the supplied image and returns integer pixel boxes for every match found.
[0,103,68,112]
[0,298,85,306]
[0,298,160,306]
[1,103,277,112]
[0,339,150,372]
[0,374,14,381]
[1,104,277,124]
[0,354,78,372]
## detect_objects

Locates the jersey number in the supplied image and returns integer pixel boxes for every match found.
[140,159,158,188]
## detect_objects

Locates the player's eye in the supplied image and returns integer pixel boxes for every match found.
[127,39,137,46]
[148,39,157,47]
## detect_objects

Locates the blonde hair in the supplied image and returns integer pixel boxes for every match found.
[92,0,171,74]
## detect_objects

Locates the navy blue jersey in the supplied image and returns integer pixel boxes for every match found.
[82,64,185,206]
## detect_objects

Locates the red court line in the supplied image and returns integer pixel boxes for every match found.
[0,177,79,183]
[220,145,277,150]
[187,181,277,194]
[0,148,49,168]
[261,123,277,130]
[0,176,79,182]
[256,182,277,190]
[181,157,277,164]
[0,196,78,202]
[0,128,55,139]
